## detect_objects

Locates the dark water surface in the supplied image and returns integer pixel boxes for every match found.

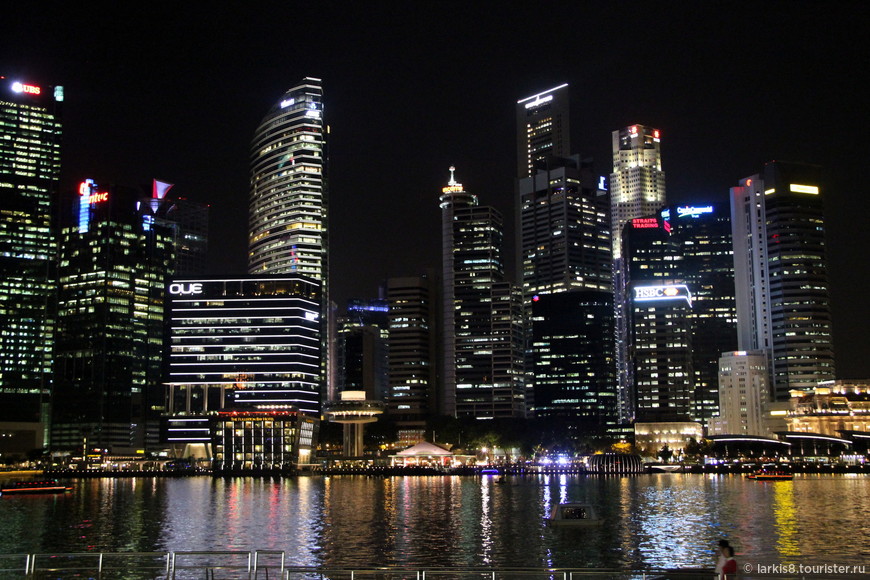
[1,473,868,570]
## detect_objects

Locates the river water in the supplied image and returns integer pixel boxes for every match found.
[0,473,868,571]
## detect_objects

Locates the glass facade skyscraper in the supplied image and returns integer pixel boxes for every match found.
[610,124,666,422]
[386,273,439,427]
[249,78,326,281]
[53,181,175,452]
[516,84,570,178]
[440,169,525,419]
[518,155,611,297]
[249,77,328,410]
[0,79,62,437]
[730,161,834,400]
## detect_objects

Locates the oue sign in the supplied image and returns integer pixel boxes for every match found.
[169,283,203,295]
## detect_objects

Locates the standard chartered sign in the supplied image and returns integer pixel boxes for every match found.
[633,284,692,306]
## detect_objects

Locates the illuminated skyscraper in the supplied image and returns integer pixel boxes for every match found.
[610,124,666,261]
[516,84,570,178]
[386,274,439,428]
[730,161,834,400]
[610,124,666,422]
[661,202,737,422]
[0,78,62,443]
[249,77,326,281]
[440,169,525,419]
[518,155,611,297]
[249,77,328,405]
[53,181,175,452]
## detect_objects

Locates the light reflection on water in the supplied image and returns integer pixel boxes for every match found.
[1,473,868,569]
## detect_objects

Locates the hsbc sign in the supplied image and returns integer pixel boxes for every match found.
[633,284,692,306]
[169,283,203,295]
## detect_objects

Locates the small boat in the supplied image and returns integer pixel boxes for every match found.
[747,466,793,481]
[547,503,601,526]
[0,480,73,496]
[752,471,793,481]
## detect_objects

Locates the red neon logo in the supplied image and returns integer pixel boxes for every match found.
[11,82,41,95]
[632,218,659,228]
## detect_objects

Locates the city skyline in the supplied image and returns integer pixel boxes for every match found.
[3,3,868,377]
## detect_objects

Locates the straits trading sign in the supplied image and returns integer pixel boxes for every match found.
[633,284,692,307]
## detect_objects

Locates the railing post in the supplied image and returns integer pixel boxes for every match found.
[98,552,104,573]
[25,554,32,576]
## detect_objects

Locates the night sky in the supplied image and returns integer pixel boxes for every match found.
[4,2,868,376]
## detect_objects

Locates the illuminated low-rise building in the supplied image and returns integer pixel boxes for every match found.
[324,390,384,457]
[634,421,703,458]
[212,410,317,473]
[785,380,870,438]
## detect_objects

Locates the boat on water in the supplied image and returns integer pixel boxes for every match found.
[547,503,601,526]
[0,480,73,496]
[750,471,793,481]
[746,469,793,481]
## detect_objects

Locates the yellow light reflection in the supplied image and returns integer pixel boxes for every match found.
[773,482,800,558]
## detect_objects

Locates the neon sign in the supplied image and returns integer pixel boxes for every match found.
[169,283,203,295]
[524,94,553,109]
[632,218,659,229]
[676,205,713,218]
[789,184,819,195]
[442,185,463,193]
[11,82,41,95]
[633,284,692,307]
[79,180,108,204]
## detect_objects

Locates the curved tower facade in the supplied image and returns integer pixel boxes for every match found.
[249,78,326,280]
[249,78,328,414]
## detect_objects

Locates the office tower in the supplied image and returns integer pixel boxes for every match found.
[516,84,569,178]
[249,77,328,401]
[249,77,326,280]
[730,161,834,400]
[164,277,321,416]
[610,124,666,422]
[440,169,525,419]
[386,274,439,428]
[151,180,209,276]
[630,283,694,422]
[716,350,770,436]
[336,299,389,400]
[661,203,737,422]
[439,167,477,416]
[518,155,611,297]
[53,181,175,452]
[530,291,616,433]
[0,79,61,443]
[609,125,666,260]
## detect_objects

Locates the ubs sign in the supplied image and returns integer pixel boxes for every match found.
[169,282,203,295]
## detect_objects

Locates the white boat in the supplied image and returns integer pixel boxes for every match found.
[547,503,601,526]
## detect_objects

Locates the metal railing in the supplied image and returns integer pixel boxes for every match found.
[0,551,847,579]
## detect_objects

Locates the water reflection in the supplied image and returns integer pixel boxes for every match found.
[1,474,868,569]
[772,482,799,560]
